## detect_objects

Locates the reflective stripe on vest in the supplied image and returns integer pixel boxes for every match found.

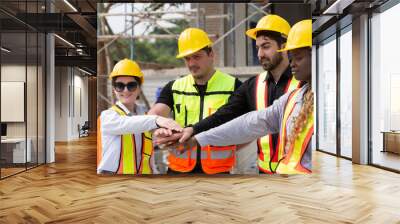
[168,70,236,174]
[255,71,300,173]
[276,89,313,174]
[111,105,153,174]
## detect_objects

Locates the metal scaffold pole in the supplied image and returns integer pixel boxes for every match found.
[130,4,134,60]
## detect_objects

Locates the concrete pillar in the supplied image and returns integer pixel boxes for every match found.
[46,33,55,163]
[352,14,369,164]
[312,45,317,150]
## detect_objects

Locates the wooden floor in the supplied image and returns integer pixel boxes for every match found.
[1,135,400,223]
[1,163,44,178]
[1,167,26,177]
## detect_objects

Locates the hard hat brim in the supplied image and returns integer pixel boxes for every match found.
[109,73,144,84]
[246,27,288,40]
[277,44,311,52]
[245,28,259,40]
[176,44,212,58]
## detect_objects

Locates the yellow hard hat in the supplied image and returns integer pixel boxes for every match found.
[246,14,291,40]
[176,28,213,59]
[277,20,312,52]
[109,58,144,84]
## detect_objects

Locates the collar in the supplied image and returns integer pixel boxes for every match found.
[116,101,136,116]
[293,83,311,104]
[190,69,220,87]
[265,66,292,83]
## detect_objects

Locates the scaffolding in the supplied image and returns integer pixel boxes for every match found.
[97,3,272,113]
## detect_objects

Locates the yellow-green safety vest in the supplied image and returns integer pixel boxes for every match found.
[168,70,237,174]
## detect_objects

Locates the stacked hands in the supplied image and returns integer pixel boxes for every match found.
[154,116,198,153]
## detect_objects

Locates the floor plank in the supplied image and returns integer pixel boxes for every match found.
[0,135,399,223]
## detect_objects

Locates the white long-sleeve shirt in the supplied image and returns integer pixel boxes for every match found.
[97,101,158,174]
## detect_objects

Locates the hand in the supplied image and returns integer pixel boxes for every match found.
[153,128,173,139]
[155,116,183,132]
[178,127,194,143]
[154,132,183,146]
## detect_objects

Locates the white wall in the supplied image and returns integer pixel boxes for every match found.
[1,65,26,142]
[55,66,68,141]
[76,73,89,122]
[54,67,89,141]
[72,71,89,138]
[1,63,46,164]
[1,65,30,138]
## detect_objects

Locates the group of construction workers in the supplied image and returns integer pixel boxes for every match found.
[97,14,313,175]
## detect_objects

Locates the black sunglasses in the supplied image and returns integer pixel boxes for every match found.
[113,81,139,92]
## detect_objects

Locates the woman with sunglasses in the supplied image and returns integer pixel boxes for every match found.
[97,59,182,175]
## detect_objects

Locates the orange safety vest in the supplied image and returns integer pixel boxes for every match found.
[276,88,313,174]
[168,70,237,174]
[97,105,153,174]
[255,71,300,173]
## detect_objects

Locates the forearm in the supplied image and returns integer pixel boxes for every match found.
[193,109,245,134]
[195,110,277,146]
[147,103,171,117]
[193,84,250,134]
[102,114,158,135]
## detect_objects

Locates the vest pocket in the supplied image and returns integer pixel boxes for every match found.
[173,104,187,126]
[200,146,235,169]
[206,98,227,116]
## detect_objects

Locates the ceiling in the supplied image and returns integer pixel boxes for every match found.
[0,0,97,75]
[310,0,390,43]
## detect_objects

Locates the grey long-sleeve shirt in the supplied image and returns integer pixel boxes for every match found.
[195,84,312,171]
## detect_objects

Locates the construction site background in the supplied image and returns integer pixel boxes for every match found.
[96,2,310,174]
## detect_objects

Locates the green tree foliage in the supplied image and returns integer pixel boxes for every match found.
[147,19,189,66]
[111,16,189,67]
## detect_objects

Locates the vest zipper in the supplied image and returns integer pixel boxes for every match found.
[184,105,188,126]
[193,83,206,121]
[199,95,204,121]
[194,84,205,172]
